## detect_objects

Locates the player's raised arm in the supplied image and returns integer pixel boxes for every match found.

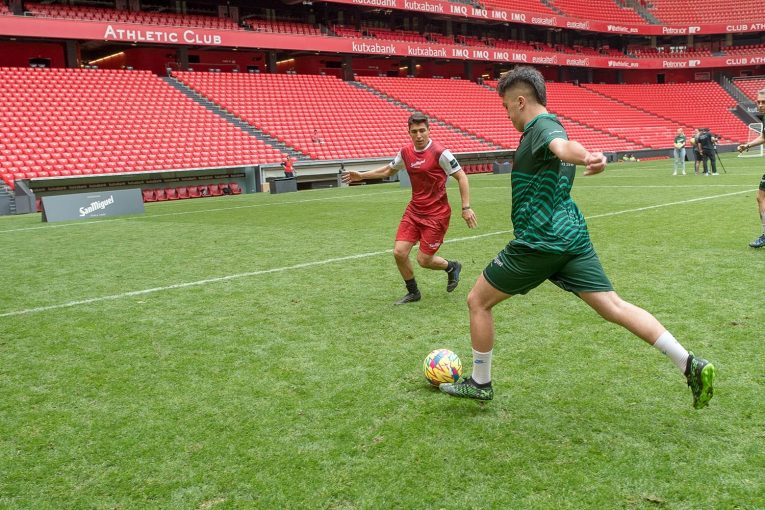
[548,138,607,176]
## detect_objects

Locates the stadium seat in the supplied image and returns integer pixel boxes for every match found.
[188,186,201,198]
[142,189,156,202]
[0,67,285,188]
[165,188,179,200]
[228,182,242,194]
[177,187,189,199]
[154,188,167,201]
[209,184,223,196]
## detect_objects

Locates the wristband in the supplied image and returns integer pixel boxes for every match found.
[462,206,471,210]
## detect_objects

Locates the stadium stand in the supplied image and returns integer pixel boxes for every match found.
[23,3,243,30]
[646,0,762,24]
[0,67,282,189]
[172,72,496,160]
[583,82,749,143]
[545,82,684,148]
[549,0,645,23]
[732,77,765,101]
[359,76,644,152]
[0,2,11,15]
[480,0,557,16]
[245,19,322,36]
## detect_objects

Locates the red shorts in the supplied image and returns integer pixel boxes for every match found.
[395,211,451,255]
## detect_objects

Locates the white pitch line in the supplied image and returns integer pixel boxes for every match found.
[0,188,753,319]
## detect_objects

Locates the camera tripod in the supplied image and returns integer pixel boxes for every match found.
[713,148,728,174]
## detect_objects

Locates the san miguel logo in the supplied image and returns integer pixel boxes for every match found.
[79,195,115,217]
[103,25,222,45]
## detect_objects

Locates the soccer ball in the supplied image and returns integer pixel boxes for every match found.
[423,348,462,386]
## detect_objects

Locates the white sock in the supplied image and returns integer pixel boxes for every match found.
[471,348,492,385]
[653,331,689,373]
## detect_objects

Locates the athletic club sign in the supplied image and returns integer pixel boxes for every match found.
[103,24,223,45]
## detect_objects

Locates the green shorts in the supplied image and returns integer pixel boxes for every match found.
[483,242,614,296]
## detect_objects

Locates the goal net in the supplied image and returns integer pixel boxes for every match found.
[739,122,764,158]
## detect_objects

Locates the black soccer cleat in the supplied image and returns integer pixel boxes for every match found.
[749,234,765,248]
[446,261,462,293]
[394,290,421,305]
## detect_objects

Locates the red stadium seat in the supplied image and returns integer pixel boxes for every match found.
[142,189,156,202]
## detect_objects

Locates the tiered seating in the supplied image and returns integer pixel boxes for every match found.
[723,45,765,57]
[332,25,363,38]
[245,19,322,36]
[0,68,282,189]
[173,72,494,160]
[545,82,683,148]
[0,3,12,15]
[480,0,556,15]
[362,27,427,43]
[647,0,761,24]
[24,3,241,30]
[732,77,765,102]
[427,33,455,45]
[550,0,644,23]
[583,82,748,143]
[359,77,644,152]
[630,46,713,58]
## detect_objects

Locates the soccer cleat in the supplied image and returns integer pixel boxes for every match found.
[685,352,715,409]
[749,234,765,248]
[394,290,421,305]
[439,376,493,401]
[446,261,462,293]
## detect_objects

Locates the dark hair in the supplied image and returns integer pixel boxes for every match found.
[407,113,429,129]
[496,66,547,106]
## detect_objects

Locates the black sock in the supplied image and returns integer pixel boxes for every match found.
[405,278,418,294]
[446,260,456,273]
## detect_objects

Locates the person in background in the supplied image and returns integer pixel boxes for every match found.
[673,128,686,176]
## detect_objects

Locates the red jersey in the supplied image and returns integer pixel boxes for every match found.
[390,140,461,219]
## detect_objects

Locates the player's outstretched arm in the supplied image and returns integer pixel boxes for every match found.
[341,164,397,183]
[738,134,765,153]
[548,138,607,176]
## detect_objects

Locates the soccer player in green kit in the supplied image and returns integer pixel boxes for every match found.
[440,66,716,409]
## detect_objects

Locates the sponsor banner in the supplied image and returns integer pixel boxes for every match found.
[41,188,144,222]
[322,0,765,35]
[0,18,763,69]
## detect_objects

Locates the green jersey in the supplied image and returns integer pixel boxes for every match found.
[674,133,686,147]
[510,113,591,254]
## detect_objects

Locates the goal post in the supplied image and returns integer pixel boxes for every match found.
[739,122,764,158]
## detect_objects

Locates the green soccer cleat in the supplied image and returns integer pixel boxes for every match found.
[685,352,715,409]
[439,376,493,401]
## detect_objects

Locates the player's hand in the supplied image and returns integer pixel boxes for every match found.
[341,171,362,183]
[462,207,477,229]
[737,144,749,153]
[583,152,607,176]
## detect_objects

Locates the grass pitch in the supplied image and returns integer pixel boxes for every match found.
[1,154,763,509]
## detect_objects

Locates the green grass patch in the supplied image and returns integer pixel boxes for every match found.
[1,154,763,509]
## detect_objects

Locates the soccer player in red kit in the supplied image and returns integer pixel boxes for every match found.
[342,113,477,304]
